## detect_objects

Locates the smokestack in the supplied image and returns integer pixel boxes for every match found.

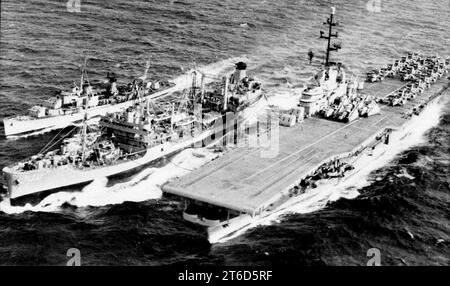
[233,62,247,84]
[82,83,92,95]
[107,73,118,95]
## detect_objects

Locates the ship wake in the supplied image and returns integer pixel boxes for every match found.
[212,89,449,244]
[5,117,101,140]
[0,148,221,214]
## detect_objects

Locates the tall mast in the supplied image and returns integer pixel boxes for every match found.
[171,103,175,133]
[144,60,150,80]
[190,70,198,100]
[81,113,87,164]
[320,7,341,66]
[140,59,150,82]
[200,73,205,101]
[189,70,199,111]
[80,57,87,95]
[223,75,229,111]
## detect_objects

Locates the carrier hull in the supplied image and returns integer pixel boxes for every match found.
[169,83,449,243]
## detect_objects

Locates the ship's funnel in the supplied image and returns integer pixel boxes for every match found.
[233,62,247,84]
[107,72,117,83]
[107,73,118,95]
[82,83,93,95]
[110,82,118,95]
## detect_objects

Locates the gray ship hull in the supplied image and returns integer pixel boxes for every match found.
[2,106,250,201]
[163,77,449,243]
[2,125,218,200]
[3,85,177,137]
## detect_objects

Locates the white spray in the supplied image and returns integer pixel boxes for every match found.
[211,90,449,244]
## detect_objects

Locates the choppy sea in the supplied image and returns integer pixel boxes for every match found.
[0,0,449,265]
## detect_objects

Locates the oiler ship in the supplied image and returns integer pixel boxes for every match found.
[2,60,176,137]
[162,7,449,243]
[2,62,263,202]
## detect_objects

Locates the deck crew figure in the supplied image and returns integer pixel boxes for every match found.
[308,49,314,64]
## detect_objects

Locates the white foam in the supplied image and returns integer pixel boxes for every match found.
[65,148,220,208]
[236,87,305,127]
[0,57,253,213]
[214,92,448,243]
[274,96,444,213]
[171,56,249,92]
[265,88,305,110]
[0,148,222,214]
[6,117,100,141]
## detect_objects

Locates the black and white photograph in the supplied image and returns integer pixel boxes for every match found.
[0,0,448,272]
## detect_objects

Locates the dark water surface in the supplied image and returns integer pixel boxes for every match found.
[0,0,449,265]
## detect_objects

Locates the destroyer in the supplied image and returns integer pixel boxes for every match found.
[2,62,263,202]
[2,59,176,137]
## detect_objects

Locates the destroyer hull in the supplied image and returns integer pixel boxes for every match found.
[3,86,176,137]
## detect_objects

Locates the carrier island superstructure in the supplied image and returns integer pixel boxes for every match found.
[162,8,449,242]
[2,60,177,137]
[2,62,263,202]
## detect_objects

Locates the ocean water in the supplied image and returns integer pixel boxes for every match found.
[0,0,449,265]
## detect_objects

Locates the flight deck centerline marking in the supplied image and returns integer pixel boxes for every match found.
[250,155,318,193]
[371,115,389,127]
[350,125,377,133]
[249,156,318,199]
[183,147,262,187]
[244,120,361,181]
[242,148,317,184]
[212,152,318,203]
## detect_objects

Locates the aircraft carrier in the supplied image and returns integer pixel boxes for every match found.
[162,8,449,243]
